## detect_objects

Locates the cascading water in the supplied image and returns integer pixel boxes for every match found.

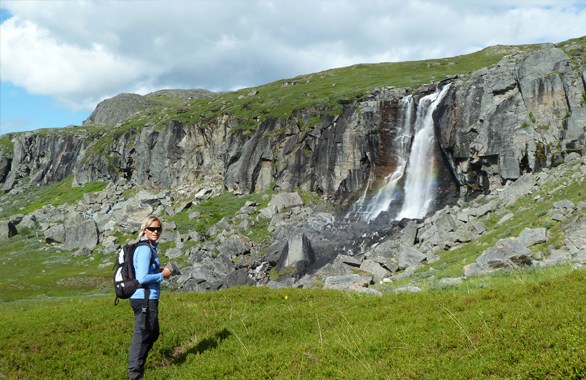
[396,85,450,220]
[346,95,415,221]
[347,85,450,222]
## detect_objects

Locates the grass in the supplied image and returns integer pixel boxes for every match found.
[0,233,112,304]
[0,269,585,379]
[0,176,107,218]
[0,136,14,154]
[168,190,275,252]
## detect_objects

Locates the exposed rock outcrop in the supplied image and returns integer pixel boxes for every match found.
[82,89,215,126]
[3,46,583,218]
[0,41,585,294]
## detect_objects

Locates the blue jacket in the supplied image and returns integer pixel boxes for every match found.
[130,238,163,300]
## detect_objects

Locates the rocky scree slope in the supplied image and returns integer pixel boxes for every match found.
[0,153,584,293]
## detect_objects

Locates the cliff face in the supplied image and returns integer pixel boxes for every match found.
[438,47,586,190]
[2,132,87,190]
[1,42,585,293]
[2,45,585,218]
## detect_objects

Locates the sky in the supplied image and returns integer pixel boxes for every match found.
[1,0,585,135]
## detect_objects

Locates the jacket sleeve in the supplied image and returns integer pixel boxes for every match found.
[134,245,163,285]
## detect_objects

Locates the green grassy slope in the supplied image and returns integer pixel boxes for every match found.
[1,271,585,379]
[116,44,519,134]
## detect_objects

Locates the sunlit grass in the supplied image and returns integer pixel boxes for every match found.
[1,269,585,379]
[0,176,107,218]
[0,234,111,304]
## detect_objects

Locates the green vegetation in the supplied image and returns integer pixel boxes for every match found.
[1,269,585,379]
[170,191,273,238]
[158,47,514,132]
[559,35,586,71]
[0,234,111,303]
[0,136,14,154]
[164,190,276,267]
[0,176,107,218]
[63,43,529,145]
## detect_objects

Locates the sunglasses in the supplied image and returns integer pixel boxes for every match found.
[146,226,162,232]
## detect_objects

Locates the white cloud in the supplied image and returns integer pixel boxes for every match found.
[0,17,158,110]
[1,0,585,113]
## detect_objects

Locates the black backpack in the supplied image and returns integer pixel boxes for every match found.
[113,240,155,305]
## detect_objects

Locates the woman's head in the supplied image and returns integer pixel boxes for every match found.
[139,215,163,242]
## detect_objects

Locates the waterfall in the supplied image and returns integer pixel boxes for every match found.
[347,95,414,221]
[346,85,450,222]
[396,85,450,220]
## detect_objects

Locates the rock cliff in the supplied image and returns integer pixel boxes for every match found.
[4,45,584,206]
[0,38,585,292]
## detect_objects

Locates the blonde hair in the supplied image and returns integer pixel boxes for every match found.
[138,215,163,239]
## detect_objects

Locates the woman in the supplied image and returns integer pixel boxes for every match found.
[128,215,172,380]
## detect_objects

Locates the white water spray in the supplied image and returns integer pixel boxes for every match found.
[346,85,450,222]
[351,96,414,221]
[396,85,450,220]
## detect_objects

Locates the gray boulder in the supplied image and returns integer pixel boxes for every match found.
[518,228,548,248]
[323,274,374,292]
[165,247,183,259]
[500,174,537,206]
[465,237,532,277]
[218,234,253,260]
[64,220,99,251]
[276,234,316,274]
[0,150,10,184]
[397,244,427,269]
[564,217,586,260]
[360,259,390,283]
[0,221,17,239]
[223,269,255,288]
[259,192,304,219]
[553,199,576,211]
[43,224,65,243]
[109,198,154,231]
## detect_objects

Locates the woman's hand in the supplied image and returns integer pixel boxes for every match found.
[161,267,172,279]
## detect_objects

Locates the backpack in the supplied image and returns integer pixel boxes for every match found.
[113,240,155,305]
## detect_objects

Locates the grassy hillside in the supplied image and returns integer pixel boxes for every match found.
[59,40,554,140]
[111,45,518,135]
[1,269,585,379]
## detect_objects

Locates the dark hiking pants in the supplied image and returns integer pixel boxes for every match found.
[128,298,159,380]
